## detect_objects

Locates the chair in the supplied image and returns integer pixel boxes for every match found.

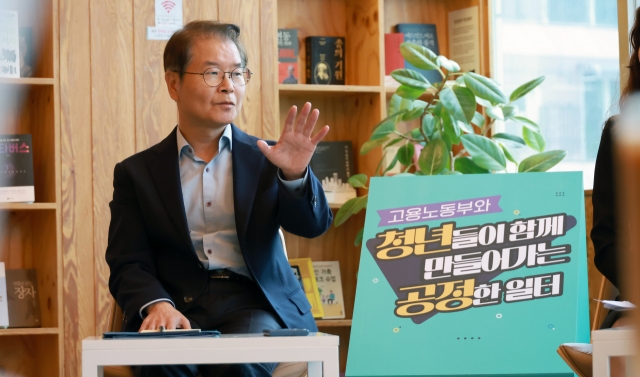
[103,229,308,377]
[556,276,616,377]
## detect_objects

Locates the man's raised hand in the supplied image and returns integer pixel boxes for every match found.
[257,102,329,180]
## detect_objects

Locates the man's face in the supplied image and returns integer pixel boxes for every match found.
[172,37,246,128]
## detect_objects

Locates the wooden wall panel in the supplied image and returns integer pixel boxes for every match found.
[261,0,280,141]
[219,0,263,137]
[90,0,136,337]
[183,0,219,22]
[134,0,178,151]
[60,0,94,375]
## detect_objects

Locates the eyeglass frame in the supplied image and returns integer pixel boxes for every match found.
[173,67,253,87]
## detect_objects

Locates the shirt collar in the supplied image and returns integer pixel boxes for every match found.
[176,125,233,159]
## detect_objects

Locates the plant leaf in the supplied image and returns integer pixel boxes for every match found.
[475,97,493,108]
[463,72,508,104]
[492,133,526,147]
[457,120,474,134]
[391,69,430,89]
[400,43,441,72]
[437,56,460,72]
[523,127,546,152]
[486,106,504,120]
[422,113,437,137]
[403,106,425,121]
[502,105,517,119]
[460,134,507,171]
[444,170,463,175]
[454,156,489,174]
[441,109,461,144]
[396,84,426,100]
[333,195,368,227]
[383,154,399,174]
[348,174,368,188]
[512,116,540,132]
[472,111,486,128]
[401,42,438,61]
[371,110,406,140]
[499,143,518,164]
[361,138,387,155]
[440,86,475,124]
[388,94,402,116]
[518,150,567,172]
[510,76,545,102]
[418,138,449,175]
[397,143,415,166]
[354,227,364,246]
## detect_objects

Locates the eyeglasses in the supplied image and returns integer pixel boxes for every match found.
[178,67,252,87]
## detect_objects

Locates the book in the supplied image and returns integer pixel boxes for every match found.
[310,141,356,204]
[19,27,34,78]
[395,23,441,84]
[0,263,8,328]
[305,36,345,85]
[278,29,299,84]
[0,10,20,78]
[384,33,405,75]
[312,261,345,319]
[6,268,41,328]
[288,258,324,319]
[0,134,35,203]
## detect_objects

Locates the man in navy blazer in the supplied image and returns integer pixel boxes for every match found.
[105,21,332,377]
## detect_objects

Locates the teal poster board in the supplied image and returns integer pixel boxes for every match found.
[347,172,589,377]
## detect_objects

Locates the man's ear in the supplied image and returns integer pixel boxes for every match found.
[165,71,180,102]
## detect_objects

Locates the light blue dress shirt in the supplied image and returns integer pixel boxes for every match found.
[139,125,308,318]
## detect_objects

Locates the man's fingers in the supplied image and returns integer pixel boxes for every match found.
[283,106,297,134]
[295,103,312,133]
[257,140,273,157]
[302,109,320,137]
[311,125,330,145]
[165,319,176,330]
[179,315,192,330]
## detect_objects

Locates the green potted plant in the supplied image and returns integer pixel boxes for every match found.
[335,42,566,245]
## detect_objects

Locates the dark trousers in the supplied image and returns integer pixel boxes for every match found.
[134,272,284,377]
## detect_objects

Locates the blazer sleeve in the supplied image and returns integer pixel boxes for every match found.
[276,166,333,238]
[591,117,620,289]
[105,162,172,320]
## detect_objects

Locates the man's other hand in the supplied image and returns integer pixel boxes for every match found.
[257,102,330,180]
[139,301,191,332]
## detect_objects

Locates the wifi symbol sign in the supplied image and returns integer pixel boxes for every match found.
[161,0,176,13]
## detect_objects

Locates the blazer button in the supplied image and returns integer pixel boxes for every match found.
[184,296,193,303]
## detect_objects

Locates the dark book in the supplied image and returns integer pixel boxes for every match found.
[395,24,441,84]
[384,33,404,75]
[0,134,34,203]
[6,269,41,328]
[305,36,345,85]
[278,29,299,84]
[310,141,356,204]
[19,27,34,77]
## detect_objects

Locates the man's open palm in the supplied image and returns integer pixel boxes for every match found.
[257,102,329,179]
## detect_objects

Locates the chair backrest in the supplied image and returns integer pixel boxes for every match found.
[107,228,290,332]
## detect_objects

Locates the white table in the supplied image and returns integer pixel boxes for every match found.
[82,333,339,377]
[592,327,635,377]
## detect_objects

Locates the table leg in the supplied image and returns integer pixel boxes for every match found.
[308,361,322,377]
[81,351,102,377]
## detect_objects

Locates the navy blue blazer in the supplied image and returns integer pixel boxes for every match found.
[106,125,332,332]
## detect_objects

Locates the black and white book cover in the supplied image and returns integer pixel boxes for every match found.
[305,36,345,85]
[0,134,34,203]
[310,141,356,204]
[6,268,41,328]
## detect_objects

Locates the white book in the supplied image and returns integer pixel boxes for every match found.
[0,263,9,328]
[312,261,346,319]
[0,11,20,78]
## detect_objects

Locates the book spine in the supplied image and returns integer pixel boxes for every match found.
[0,263,8,328]
[306,37,345,85]
[384,33,405,75]
[306,37,312,84]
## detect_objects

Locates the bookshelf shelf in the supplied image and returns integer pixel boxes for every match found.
[0,327,60,336]
[279,84,382,95]
[316,319,352,327]
[0,78,55,86]
[0,203,57,211]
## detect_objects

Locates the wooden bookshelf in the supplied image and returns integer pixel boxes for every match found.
[276,0,489,372]
[0,0,61,376]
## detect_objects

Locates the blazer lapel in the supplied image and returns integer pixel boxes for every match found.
[147,127,194,252]
[231,124,265,246]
